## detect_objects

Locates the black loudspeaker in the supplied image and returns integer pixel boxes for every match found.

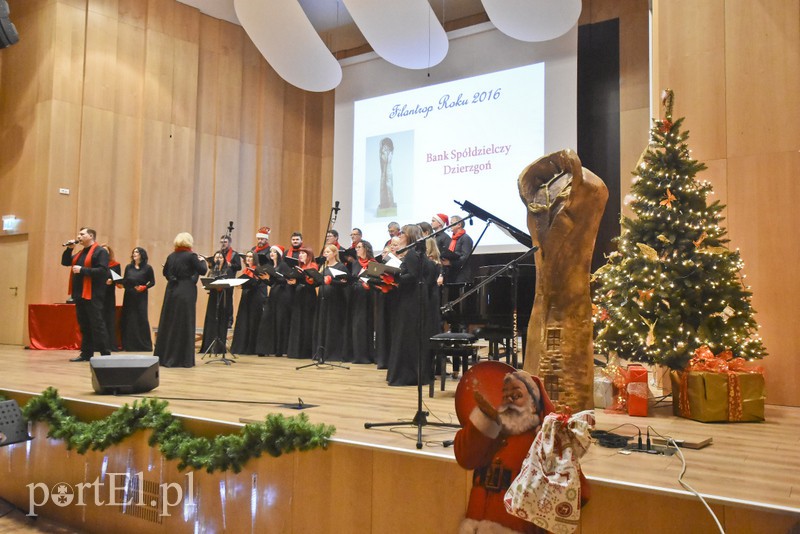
[0,0,20,49]
[0,399,31,446]
[91,355,159,395]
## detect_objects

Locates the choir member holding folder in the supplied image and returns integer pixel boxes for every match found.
[386,224,432,387]
[286,248,319,359]
[230,251,266,355]
[255,245,293,356]
[314,244,349,362]
[199,251,228,353]
[119,247,155,351]
[348,240,376,364]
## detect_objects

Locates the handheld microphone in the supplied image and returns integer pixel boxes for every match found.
[62,239,78,247]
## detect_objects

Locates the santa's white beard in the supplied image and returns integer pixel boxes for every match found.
[497,404,538,435]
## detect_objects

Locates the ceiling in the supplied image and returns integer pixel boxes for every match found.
[176,0,489,52]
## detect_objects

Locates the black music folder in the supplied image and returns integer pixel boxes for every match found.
[365,262,400,278]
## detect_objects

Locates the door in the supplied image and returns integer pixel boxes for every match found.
[0,234,28,345]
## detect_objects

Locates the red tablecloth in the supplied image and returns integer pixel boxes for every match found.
[28,304,121,350]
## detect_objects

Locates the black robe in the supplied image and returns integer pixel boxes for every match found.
[230,271,267,355]
[255,262,293,356]
[286,266,318,359]
[199,268,228,353]
[154,250,207,367]
[386,249,431,386]
[447,232,474,284]
[314,262,349,362]
[348,260,375,364]
[120,263,155,351]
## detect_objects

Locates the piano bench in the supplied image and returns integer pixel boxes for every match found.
[429,333,478,397]
[473,327,515,365]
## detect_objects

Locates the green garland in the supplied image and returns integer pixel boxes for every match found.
[13,387,334,473]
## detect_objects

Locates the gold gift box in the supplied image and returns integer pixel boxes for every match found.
[670,370,765,423]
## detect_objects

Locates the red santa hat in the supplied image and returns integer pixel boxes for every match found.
[256,226,271,239]
[270,245,284,257]
[432,213,449,227]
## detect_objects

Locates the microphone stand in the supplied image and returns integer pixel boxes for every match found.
[320,202,340,257]
[364,231,461,449]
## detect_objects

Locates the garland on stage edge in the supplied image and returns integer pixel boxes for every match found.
[14,387,335,473]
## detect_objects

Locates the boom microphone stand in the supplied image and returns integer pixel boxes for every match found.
[364,232,462,449]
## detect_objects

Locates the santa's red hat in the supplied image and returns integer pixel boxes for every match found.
[432,213,449,227]
[270,245,284,257]
[256,227,271,239]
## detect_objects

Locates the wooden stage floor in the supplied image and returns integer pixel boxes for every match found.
[2,345,800,521]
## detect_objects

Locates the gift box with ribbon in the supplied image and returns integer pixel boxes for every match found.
[627,364,648,417]
[670,346,765,423]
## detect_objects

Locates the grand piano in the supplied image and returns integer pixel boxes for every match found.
[441,201,536,367]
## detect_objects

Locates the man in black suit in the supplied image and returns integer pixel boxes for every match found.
[61,227,111,362]
[445,215,474,284]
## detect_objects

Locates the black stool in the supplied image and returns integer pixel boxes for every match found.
[429,332,477,397]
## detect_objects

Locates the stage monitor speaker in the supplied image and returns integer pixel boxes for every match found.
[91,355,159,395]
[0,399,31,447]
[0,0,20,49]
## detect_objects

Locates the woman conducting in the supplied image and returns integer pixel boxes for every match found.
[154,232,207,368]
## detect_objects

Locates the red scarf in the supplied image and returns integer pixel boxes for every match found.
[223,247,234,264]
[254,243,269,254]
[243,266,256,278]
[357,257,374,276]
[68,243,99,299]
[449,229,465,252]
[109,260,120,268]
[175,246,192,252]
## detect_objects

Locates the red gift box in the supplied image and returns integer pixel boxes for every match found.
[627,364,648,416]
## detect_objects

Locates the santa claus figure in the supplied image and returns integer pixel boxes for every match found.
[454,369,589,534]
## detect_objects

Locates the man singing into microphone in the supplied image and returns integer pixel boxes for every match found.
[61,227,111,362]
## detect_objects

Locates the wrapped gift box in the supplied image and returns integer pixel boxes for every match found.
[670,370,765,423]
[627,364,648,417]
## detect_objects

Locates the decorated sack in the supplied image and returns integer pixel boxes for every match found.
[670,346,765,423]
[504,410,595,533]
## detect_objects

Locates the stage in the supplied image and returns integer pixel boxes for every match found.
[1,345,799,532]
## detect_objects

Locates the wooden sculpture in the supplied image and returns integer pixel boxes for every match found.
[518,149,608,411]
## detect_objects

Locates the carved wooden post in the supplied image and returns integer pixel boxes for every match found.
[518,150,608,411]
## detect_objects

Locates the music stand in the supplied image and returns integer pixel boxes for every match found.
[200,278,245,365]
[364,232,464,449]
[296,267,350,371]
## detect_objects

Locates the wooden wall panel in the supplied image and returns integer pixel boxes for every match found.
[215,22,244,140]
[171,37,199,128]
[727,152,800,406]
[655,0,727,162]
[654,0,800,405]
[52,2,87,105]
[725,0,800,157]
[291,445,374,533]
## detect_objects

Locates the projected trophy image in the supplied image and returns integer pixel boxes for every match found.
[378,137,397,216]
[364,130,413,218]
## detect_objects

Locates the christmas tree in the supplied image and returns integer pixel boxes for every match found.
[592,90,766,370]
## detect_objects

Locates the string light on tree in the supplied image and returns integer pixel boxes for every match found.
[591,90,767,370]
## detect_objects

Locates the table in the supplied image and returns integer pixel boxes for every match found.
[28,304,121,350]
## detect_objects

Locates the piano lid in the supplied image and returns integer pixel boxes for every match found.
[455,200,533,249]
